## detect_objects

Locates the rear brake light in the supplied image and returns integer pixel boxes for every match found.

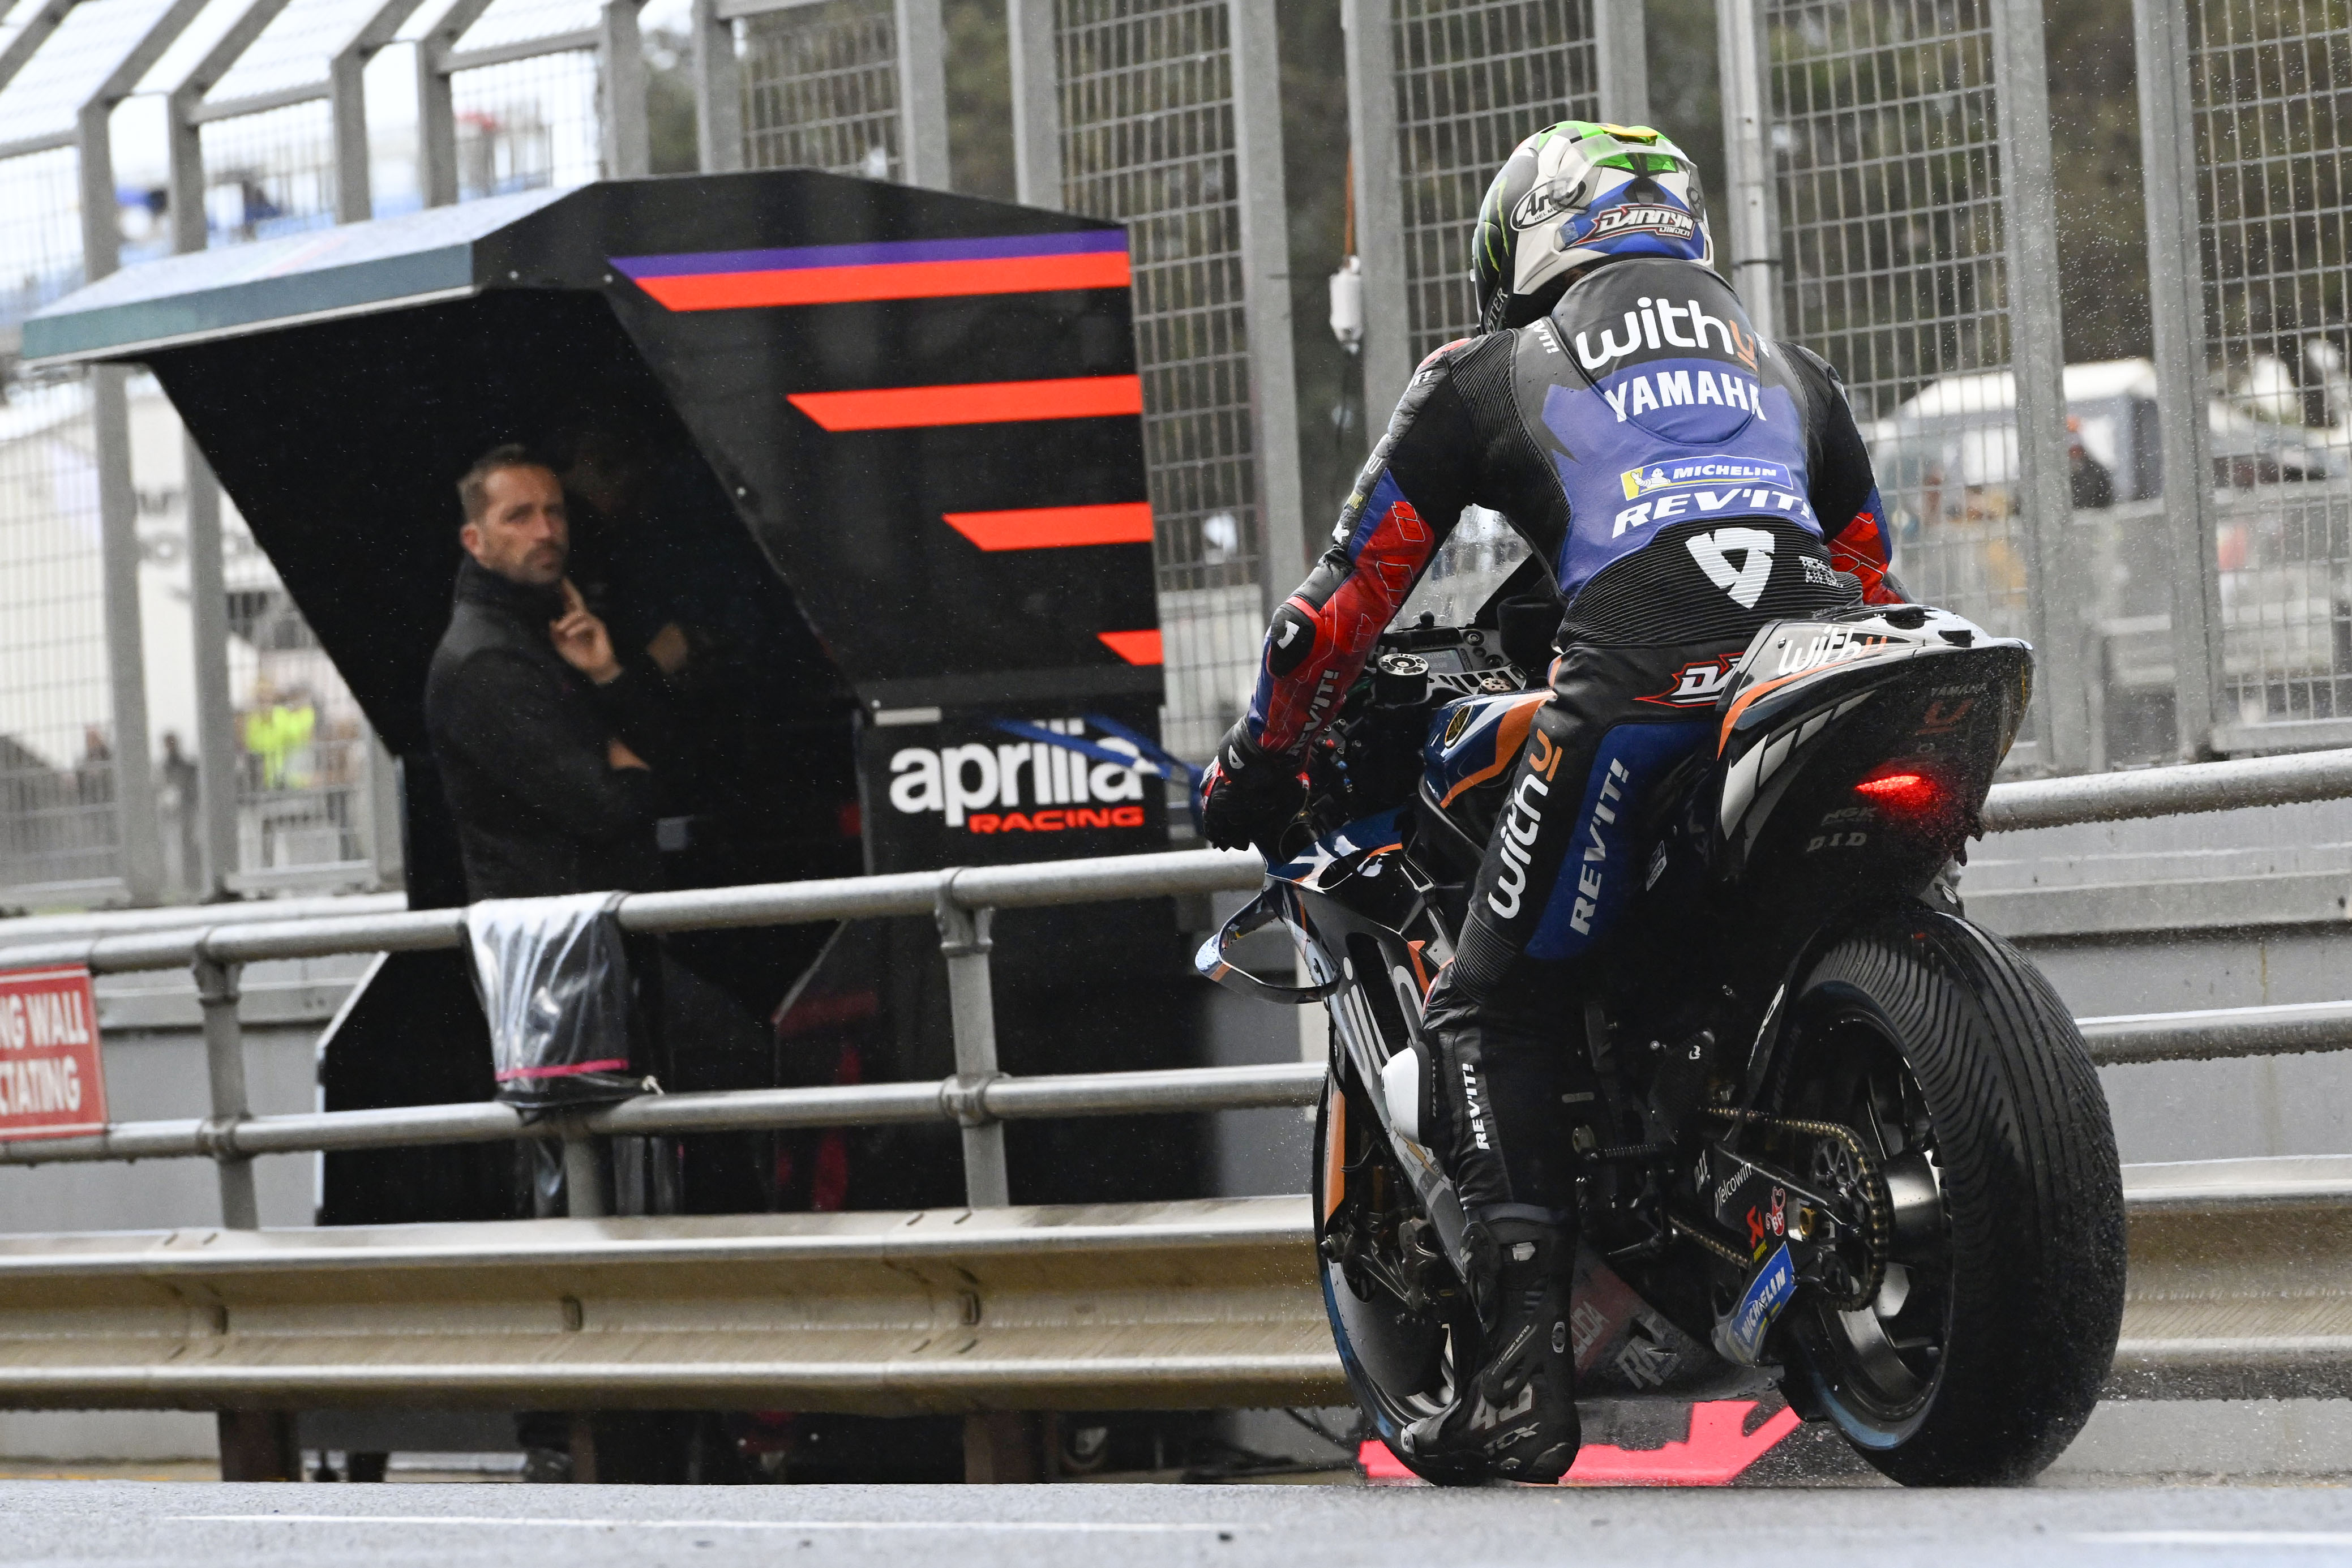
[1854,770,1944,816]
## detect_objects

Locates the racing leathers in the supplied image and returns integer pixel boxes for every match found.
[1201,256,1902,1477]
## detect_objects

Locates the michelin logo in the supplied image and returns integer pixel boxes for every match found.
[1622,457,1794,500]
[1717,1241,1796,1365]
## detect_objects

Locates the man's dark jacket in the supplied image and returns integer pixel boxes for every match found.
[425,558,675,899]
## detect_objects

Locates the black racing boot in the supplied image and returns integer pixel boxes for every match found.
[1398,1218,1581,1482]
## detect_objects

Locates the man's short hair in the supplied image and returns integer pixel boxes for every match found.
[456,444,554,526]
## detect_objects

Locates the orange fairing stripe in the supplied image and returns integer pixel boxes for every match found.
[1438,697,1546,807]
[1717,667,1822,754]
[1322,1082,1347,1222]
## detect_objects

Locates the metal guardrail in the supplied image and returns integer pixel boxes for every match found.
[0,1196,1341,1415]
[0,1158,2330,1415]
[1980,746,2352,833]
[0,747,2346,1235]
[2114,1154,2352,1401]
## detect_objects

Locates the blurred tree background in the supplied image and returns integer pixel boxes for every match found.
[645,0,2160,534]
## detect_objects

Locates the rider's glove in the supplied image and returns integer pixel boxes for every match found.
[1197,731,1304,852]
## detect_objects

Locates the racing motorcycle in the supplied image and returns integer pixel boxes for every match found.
[1196,562,2126,1486]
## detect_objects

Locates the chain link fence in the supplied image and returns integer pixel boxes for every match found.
[0,0,128,900]
[1055,0,1263,764]
[2191,0,2352,738]
[449,0,607,200]
[740,0,901,179]
[1393,0,1597,362]
[1764,0,2034,652]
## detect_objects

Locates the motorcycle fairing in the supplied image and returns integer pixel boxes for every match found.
[1703,607,2030,882]
[1421,691,1548,809]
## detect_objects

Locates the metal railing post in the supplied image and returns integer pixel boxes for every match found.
[935,889,1009,1207]
[2133,0,2224,761]
[1715,0,1778,337]
[598,0,650,179]
[79,100,165,907]
[166,71,241,899]
[183,444,239,898]
[1341,0,1413,425]
[332,0,432,224]
[1992,0,2088,776]
[417,0,498,206]
[193,957,259,1228]
[561,1123,607,1218]
[1228,0,1309,598]
[893,0,949,190]
[1006,0,1060,207]
[690,0,742,174]
[1593,0,1651,128]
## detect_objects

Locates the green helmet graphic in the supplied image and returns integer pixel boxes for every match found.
[1471,121,1714,332]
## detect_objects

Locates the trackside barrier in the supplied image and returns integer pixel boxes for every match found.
[0,747,2347,1228]
[0,1158,2332,1414]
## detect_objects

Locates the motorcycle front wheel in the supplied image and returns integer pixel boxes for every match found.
[1311,1071,1486,1487]
[1771,905,2126,1485]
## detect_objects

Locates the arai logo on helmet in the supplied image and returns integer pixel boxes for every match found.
[1575,204,1698,245]
[1510,177,1587,230]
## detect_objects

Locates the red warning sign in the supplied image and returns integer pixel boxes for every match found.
[0,966,107,1139]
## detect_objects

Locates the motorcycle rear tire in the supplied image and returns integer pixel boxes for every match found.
[1777,906,2126,1485]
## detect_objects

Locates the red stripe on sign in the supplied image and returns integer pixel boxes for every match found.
[787,376,1144,431]
[636,252,1133,311]
[943,503,1156,550]
[1098,629,1164,665]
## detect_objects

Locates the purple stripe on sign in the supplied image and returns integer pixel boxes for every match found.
[610,230,1129,280]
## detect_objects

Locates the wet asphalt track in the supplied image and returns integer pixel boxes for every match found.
[7,1479,2352,1567]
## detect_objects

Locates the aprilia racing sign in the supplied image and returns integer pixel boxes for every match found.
[0,966,107,1139]
[886,717,1151,835]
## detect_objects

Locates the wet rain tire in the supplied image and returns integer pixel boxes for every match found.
[1780,907,2126,1486]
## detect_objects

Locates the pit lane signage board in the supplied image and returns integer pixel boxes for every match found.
[0,966,108,1139]
[859,698,1172,873]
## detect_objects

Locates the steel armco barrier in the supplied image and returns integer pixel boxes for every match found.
[0,1158,2328,1413]
[2,746,2351,1227]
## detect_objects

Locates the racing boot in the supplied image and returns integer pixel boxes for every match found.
[1398,1216,1581,1481]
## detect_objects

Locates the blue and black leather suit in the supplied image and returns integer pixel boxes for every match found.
[1220,255,1904,1220]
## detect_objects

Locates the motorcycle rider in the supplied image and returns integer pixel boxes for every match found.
[1197,122,1906,1481]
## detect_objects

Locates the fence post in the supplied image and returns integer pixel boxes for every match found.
[2133,0,2223,761]
[1991,0,2088,776]
[935,888,1008,1207]
[1593,0,1650,127]
[562,1124,607,1218]
[690,0,742,175]
[216,1410,300,1481]
[1715,0,1777,337]
[417,0,498,207]
[182,448,240,898]
[1341,0,1413,426]
[78,103,166,907]
[1228,0,1309,599]
[194,956,259,1229]
[1006,0,1060,207]
[325,0,435,224]
[166,59,243,902]
[599,0,650,179]
[893,0,949,190]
